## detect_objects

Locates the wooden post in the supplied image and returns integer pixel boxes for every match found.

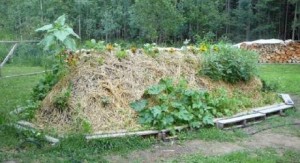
[0,43,18,77]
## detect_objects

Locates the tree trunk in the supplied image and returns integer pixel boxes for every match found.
[284,0,289,40]
[225,0,231,35]
[78,14,81,39]
[292,2,298,40]
[40,0,43,23]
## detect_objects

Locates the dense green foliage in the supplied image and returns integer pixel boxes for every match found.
[201,45,258,83]
[0,0,299,43]
[131,78,240,130]
[32,65,63,101]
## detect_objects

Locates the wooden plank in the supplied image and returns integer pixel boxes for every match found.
[0,71,47,79]
[280,94,294,105]
[86,130,160,139]
[0,40,39,43]
[9,107,26,115]
[14,121,60,144]
[0,43,18,67]
[213,103,285,123]
[252,103,286,112]
[254,104,293,114]
[216,113,266,125]
[86,125,188,140]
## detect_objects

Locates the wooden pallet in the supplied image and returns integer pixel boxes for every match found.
[216,113,266,129]
[254,104,294,116]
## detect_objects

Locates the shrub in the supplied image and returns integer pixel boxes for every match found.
[84,39,105,52]
[261,79,279,92]
[116,50,128,60]
[200,45,258,84]
[53,87,71,112]
[143,43,159,57]
[32,64,66,101]
[130,78,234,130]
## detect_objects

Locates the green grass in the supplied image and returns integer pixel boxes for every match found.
[1,65,45,76]
[169,148,300,163]
[0,66,44,113]
[258,64,300,95]
[249,108,300,137]
[0,133,155,162]
[178,127,247,142]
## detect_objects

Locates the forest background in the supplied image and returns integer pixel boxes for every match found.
[0,0,300,44]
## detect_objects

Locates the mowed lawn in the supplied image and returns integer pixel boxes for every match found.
[258,64,300,95]
[0,65,44,113]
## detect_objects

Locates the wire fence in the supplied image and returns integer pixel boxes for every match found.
[0,40,54,79]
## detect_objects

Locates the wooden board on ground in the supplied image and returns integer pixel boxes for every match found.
[216,113,266,129]
[254,104,294,116]
[280,94,295,105]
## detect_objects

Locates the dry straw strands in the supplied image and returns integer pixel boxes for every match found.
[34,49,262,134]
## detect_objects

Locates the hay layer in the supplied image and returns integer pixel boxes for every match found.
[35,50,262,134]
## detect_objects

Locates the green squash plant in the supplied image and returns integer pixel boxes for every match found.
[130,78,235,130]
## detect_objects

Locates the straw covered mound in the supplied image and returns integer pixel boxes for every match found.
[34,49,264,134]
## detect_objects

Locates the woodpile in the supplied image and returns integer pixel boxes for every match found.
[238,40,300,63]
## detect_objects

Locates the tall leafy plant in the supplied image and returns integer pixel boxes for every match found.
[22,15,80,120]
[200,44,258,84]
[35,14,80,53]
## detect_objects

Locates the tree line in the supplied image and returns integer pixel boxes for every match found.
[0,0,299,44]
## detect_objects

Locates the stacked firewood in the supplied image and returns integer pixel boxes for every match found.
[239,41,300,63]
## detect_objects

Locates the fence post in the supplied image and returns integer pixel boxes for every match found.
[0,43,18,77]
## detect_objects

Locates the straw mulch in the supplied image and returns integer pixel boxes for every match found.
[34,49,263,134]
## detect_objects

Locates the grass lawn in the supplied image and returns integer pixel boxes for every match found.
[0,65,44,113]
[258,64,300,95]
[0,64,300,162]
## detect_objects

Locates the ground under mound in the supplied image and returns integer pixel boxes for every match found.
[34,49,269,134]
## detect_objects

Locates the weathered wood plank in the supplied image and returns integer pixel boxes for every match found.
[0,71,47,79]
[216,113,266,125]
[280,94,294,105]
[86,125,189,140]
[86,130,160,139]
[254,104,293,114]
[0,43,18,67]
[0,40,39,43]
[252,103,286,111]
[14,121,60,144]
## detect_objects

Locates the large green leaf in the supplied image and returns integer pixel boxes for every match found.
[189,121,201,128]
[130,99,148,112]
[150,106,161,118]
[162,115,174,126]
[177,109,193,121]
[139,111,153,124]
[66,27,80,38]
[147,84,166,95]
[39,35,55,51]
[203,115,214,125]
[63,38,76,51]
[53,30,69,42]
[35,24,53,32]
[54,14,66,26]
